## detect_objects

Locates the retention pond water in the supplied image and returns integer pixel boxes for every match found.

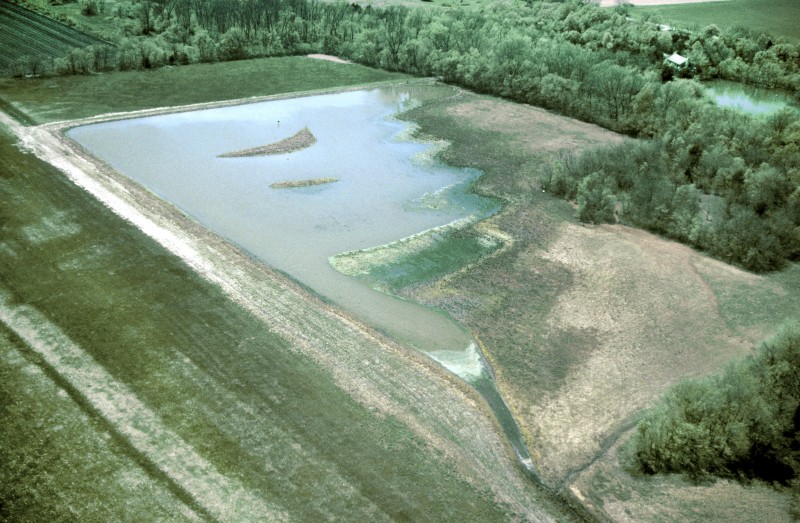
[67,84,536,472]
[706,80,797,115]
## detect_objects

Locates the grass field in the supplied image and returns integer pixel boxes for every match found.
[635,0,800,41]
[0,57,577,521]
[0,56,409,124]
[0,326,198,521]
[0,1,109,72]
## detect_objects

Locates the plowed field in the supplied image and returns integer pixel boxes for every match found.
[0,1,108,72]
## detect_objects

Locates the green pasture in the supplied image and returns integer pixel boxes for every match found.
[635,0,800,41]
[706,263,800,339]
[0,56,409,124]
[0,326,196,521]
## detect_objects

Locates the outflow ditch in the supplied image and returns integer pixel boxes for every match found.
[429,341,539,477]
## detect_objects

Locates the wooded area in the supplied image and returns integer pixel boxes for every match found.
[635,324,800,485]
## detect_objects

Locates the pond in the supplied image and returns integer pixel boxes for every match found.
[706,80,796,115]
[67,84,536,471]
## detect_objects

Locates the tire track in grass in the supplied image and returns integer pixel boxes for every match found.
[0,290,288,523]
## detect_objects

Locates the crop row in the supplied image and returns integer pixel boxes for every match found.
[0,2,108,71]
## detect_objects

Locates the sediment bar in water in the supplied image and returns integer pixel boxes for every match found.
[218,126,316,157]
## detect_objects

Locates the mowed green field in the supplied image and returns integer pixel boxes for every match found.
[0,58,566,521]
[635,0,800,41]
[0,1,108,71]
[0,56,410,124]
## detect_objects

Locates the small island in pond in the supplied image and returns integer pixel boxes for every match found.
[218,126,317,157]
[270,177,338,189]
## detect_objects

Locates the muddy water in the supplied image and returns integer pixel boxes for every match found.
[67,85,535,472]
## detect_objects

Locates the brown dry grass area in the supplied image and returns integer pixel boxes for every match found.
[410,204,790,519]
[446,98,624,157]
[569,428,795,523]
[416,216,758,484]
[530,223,755,482]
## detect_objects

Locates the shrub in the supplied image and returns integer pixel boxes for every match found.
[577,170,617,224]
[634,324,800,483]
[80,0,99,16]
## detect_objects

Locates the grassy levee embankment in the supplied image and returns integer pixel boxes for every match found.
[386,92,800,521]
[634,0,800,41]
[0,58,574,521]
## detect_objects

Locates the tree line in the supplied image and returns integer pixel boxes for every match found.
[634,324,800,487]
[7,0,800,270]
[542,99,800,272]
[9,0,799,97]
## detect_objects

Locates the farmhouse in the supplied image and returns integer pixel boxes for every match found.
[665,52,688,68]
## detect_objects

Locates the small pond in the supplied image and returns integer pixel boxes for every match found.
[67,84,536,471]
[706,80,796,115]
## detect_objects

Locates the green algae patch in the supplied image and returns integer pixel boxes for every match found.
[219,126,316,157]
[270,177,337,189]
[330,217,504,293]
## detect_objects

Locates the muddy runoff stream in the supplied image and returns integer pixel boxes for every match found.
[67,84,536,473]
